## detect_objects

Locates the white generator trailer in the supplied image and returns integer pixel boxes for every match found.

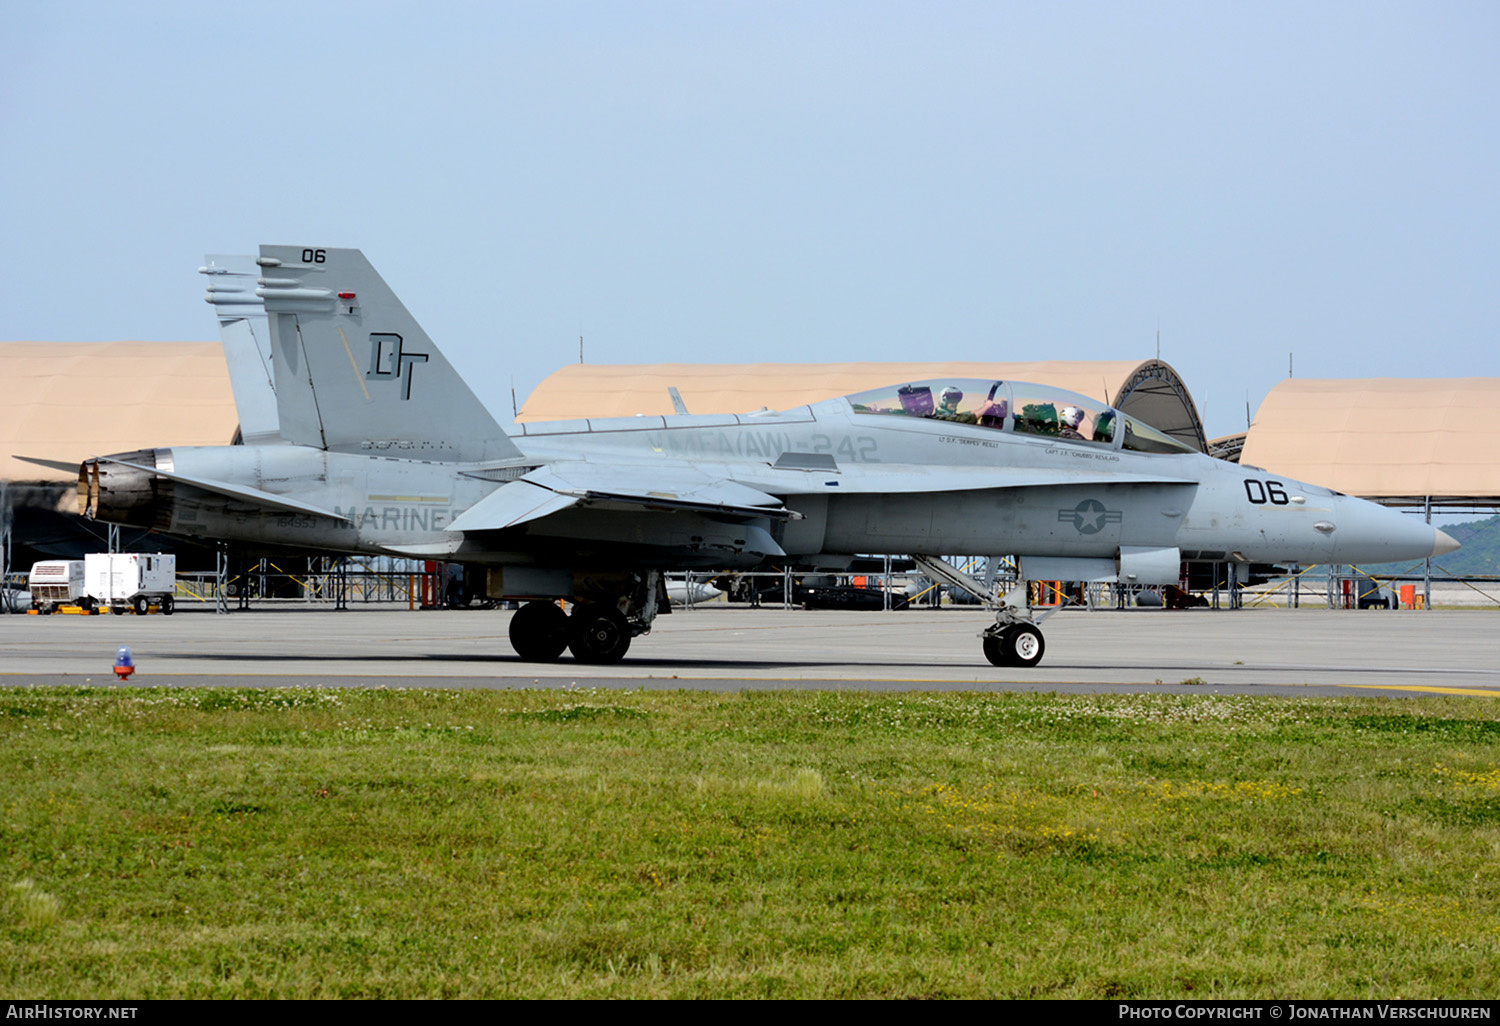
[84,553,177,615]
[28,560,89,613]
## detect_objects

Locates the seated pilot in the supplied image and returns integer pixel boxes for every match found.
[930,385,977,423]
[1059,405,1090,441]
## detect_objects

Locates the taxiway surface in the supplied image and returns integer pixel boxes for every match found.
[2,604,1496,697]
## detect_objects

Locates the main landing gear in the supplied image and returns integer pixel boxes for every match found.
[507,601,571,662]
[507,571,665,665]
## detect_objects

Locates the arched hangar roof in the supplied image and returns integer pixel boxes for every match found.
[2,342,238,484]
[1240,378,1500,503]
[518,359,1208,452]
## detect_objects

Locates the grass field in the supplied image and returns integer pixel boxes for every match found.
[4,685,1499,998]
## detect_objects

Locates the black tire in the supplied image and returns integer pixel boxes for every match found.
[509,601,569,662]
[568,604,631,664]
[983,624,1045,668]
[982,631,1010,666]
[161,595,174,616]
[111,605,125,616]
[133,595,149,616]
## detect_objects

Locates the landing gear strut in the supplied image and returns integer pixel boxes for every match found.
[979,583,1065,668]
[912,555,1061,669]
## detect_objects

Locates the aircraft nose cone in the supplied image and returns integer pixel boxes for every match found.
[1432,528,1460,558]
[1333,498,1461,564]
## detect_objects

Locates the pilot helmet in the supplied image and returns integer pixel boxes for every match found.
[941,386,963,406]
[1060,406,1085,428]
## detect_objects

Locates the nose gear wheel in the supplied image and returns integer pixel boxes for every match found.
[982,624,1045,668]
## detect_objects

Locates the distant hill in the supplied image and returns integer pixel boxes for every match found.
[1358,515,1500,576]
[1439,515,1500,576]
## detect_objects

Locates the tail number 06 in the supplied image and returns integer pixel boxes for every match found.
[1244,479,1289,505]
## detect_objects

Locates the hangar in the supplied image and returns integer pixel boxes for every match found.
[2,342,240,572]
[1226,377,1500,608]
[2,341,239,485]
[1238,377,1499,512]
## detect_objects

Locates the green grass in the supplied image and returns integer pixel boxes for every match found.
[4,686,1500,998]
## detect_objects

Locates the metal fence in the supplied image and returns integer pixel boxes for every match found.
[10,558,1496,616]
[177,557,433,609]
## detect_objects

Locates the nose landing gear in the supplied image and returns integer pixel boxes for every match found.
[981,622,1046,668]
[912,555,1063,669]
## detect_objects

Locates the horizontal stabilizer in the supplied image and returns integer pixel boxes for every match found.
[13,455,80,475]
[98,458,351,522]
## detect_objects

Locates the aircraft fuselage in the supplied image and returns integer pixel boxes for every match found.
[86,398,1438,573]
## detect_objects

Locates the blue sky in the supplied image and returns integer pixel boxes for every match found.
[3,1,1495,439]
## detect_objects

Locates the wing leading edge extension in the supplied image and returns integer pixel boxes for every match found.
[747,462,1197,494]
[447,463,801,533]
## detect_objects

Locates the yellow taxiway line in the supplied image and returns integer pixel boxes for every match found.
[1341,684,1500,697]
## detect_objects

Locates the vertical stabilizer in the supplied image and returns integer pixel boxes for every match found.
[201,254,283,445]
[257,246,523,462]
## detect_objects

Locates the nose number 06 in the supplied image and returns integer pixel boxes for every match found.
[1244,479,1289,505]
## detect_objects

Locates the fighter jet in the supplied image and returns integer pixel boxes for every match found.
[69,246,1457,667]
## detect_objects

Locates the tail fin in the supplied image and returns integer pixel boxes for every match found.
[256,246,522,462]
[201,254,283,445]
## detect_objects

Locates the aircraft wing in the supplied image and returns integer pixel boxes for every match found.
[447,462,799,533]
[93,458,352,522]
[445,478,580,532]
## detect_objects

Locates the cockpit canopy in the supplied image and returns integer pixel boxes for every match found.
[846,379,1197,455]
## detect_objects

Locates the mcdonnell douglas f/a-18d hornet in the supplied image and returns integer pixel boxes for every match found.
[65,246,1457,667]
